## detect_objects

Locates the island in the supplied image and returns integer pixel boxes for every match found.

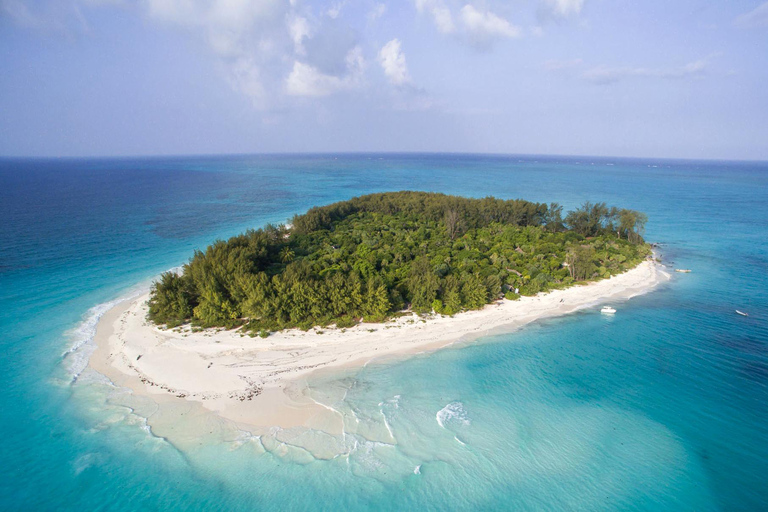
[148,191,651,331]
[90,192,669,437]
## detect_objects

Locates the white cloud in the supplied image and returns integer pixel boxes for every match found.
[285,62,342,96]
[288,16,311,55]
[145,0,285,32]
[413,1,519,47]
[139,0,374,108]
[346,44,366,75]
[141,0,290,107]
[734,2,768,28]
[377,38,433,110]
[432,4,455,33]
[460,5,520,44]
[378,38,412,86]
[414,0,455,34]
[540,0,584,18]
[286,45,365,96]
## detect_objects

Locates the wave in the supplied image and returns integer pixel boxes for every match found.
[61,267,183,382]
[231,429,264,451]
[380,408,396,443]
[436,401,470,429]
[61,298,129,382]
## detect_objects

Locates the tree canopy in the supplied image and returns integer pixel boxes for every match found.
[148,192,650,332]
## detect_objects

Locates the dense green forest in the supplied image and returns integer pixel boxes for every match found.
[148,191,650,333]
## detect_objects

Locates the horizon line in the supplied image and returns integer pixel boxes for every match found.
[0,150,766,165]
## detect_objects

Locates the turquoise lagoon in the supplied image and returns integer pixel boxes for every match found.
[0,154,766,510]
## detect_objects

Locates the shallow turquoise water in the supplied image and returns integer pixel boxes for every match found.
[0,154,766,510]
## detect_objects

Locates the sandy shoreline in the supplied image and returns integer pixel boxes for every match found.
[89,259,670,436]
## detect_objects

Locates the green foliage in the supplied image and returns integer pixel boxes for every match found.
[565,201,647,242]
[565,245,598,281]
[147,272,193,327]
[461,274,489,309]
[335,315,358,329]
[147,192,651,331]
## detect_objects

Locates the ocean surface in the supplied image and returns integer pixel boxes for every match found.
[0,154,766,511]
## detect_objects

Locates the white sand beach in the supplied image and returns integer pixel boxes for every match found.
[90,260,670,435]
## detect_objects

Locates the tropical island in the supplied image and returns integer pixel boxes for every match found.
[148,191,651,333]
[89,191,667,435]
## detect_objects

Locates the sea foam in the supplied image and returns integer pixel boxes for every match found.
[61,298,126,381]
[436,401,470,429]
[61,268,181,382]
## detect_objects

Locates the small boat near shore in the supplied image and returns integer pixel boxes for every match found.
[601,306,616,315]
[675,269,692,273]
[735,310,749,317]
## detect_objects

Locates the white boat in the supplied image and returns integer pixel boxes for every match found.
[601,306,616,314]
[735,310,749,317]
[675,269,692,273]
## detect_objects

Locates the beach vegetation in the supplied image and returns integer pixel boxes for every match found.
[148,192,650,331]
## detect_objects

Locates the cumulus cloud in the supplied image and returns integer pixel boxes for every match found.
[376,38,434,111]
[138,0,373,108]
[460,5,520,46]
[141,0,291,106]
[412,1,519,48]
[87,1,377,107]
[288,16,311,55]
[286,45,365,96]
[378,38,412,86]
[3,0,383,110]
[285,62,340,96]
[412,0,580,42]
[734,2,768,28]
[145,0,286,33]
[414,0,455,34]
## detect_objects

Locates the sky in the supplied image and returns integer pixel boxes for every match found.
[1,0,767,160]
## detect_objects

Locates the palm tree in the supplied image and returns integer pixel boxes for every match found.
[279,246,295,264]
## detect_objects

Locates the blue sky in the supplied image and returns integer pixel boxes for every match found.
[1,0,767,159]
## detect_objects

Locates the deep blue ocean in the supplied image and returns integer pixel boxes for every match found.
[0,154,766,511]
